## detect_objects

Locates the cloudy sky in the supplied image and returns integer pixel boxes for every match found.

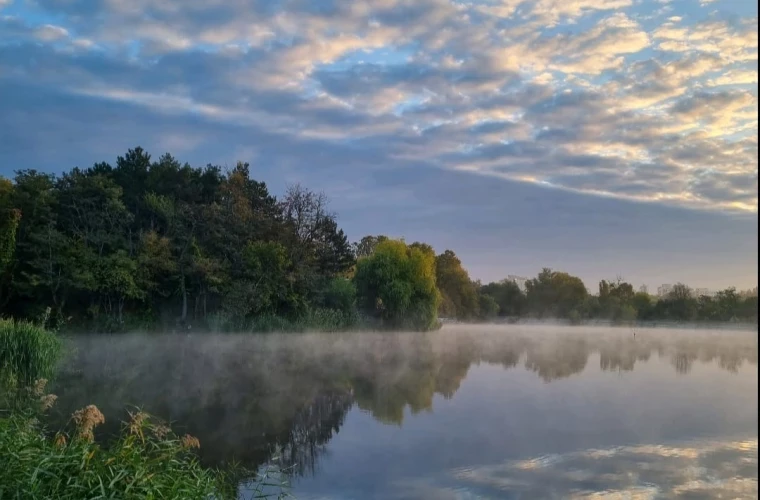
[0,0,757,291]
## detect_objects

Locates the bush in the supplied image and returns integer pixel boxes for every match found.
[0,381,288,500]
[0,318,62,388]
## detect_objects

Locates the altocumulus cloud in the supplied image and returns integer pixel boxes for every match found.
[0,0,757,287]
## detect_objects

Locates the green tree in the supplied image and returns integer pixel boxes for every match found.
[477,293,500,320]
[353,235,389,259]
[353,239,440,331]
[598,278,636,323]
[435,250,479,320]
[632,292,654,320]
[525,268,588,319]
[479,280,526,317]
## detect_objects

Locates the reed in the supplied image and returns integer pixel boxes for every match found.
[0,385,289,499]
[0,318,62,388]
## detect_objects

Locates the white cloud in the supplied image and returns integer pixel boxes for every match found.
[0,0,757,213]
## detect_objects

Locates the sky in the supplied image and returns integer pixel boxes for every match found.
[0,0,757,292]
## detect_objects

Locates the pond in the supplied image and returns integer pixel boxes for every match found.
[50,325,758,499]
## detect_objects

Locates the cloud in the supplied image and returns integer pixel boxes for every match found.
[0,0,757,219]
[394,437,759,499]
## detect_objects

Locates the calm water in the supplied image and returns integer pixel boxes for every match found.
[52,325,758,499]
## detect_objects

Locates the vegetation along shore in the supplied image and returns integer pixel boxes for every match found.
[1,147,756,333]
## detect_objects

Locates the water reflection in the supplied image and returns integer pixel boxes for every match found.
[395,438,758,499]
[51,325,757,487]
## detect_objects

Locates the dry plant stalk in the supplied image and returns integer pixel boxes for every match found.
[180,434,200,450]
[31,378,47,397]
[39,394,57,411]
[53,433,67,448]
[71,405,105,443]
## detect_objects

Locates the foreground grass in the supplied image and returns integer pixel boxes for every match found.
[0,320,288,499]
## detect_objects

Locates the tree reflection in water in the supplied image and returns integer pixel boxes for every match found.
[50,326,757,480]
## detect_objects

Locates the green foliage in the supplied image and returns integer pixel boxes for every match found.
[0,149,755,331]
[435,250,479,320]
[0,400,287,499]
[0,319,61,388]
[597,278,637,323]
[0,148,357,332]
[479,280,526,318]
[353,235,389,259]
[477,293,500,320]
[0,208,21,275]
[353,239,440,331]
[320,277,357,315]
[525,268,588,319]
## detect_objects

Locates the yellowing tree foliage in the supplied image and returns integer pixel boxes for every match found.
[353,239,440,331]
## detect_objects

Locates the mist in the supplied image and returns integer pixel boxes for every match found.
[48,324,758,481]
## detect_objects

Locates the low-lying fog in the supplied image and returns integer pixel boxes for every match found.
[50,324,758,499]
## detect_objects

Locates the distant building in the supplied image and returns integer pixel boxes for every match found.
[657,284,673,297]
[693,288,711,297]
[739,287,758,298]
[506,275,528,292]
[639,285,648,295]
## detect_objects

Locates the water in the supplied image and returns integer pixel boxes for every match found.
[51,325,758,499]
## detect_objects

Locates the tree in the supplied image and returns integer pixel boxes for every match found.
[353,235,389,259]
[435,250,479,320]
[0,208,20,276]
[525,268,587,319]
[598,278,635,323]
[477,293,499,320]
[353,239,440,331]
[632,292,654,320]
[479,280,526,318]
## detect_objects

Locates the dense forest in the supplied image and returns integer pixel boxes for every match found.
[0,147,757,332]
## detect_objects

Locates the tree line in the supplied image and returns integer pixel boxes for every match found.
[0,147,756,332]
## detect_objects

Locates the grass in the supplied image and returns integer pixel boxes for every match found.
[0,321,290,499]
[0,318,62,388]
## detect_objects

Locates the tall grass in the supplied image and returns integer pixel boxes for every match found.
[0,381,289,499]
[0,321,289,499]
[0,318,62,388]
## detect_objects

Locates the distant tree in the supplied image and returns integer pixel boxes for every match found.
[632,292,654,320]
[320,277,357,317]
[598,277,636,323]
[353,239,440,331]
[477,293,500,320]
[0,208,20,276]
[656,283,697,321]
[713,287,740,322]
[353,235,389,259]
[479,280,526,317]
[435,250,479,320]
[525,268,587,319]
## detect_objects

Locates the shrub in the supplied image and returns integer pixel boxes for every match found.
[0,318,62,388]
[0,381,288,499]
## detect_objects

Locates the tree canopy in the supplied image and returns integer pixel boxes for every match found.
[0,147,756,331]
[353,239,440,331]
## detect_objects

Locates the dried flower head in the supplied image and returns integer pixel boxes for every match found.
[54,433,67,448]
[181,434,200,450]
[71,405,105,443]
[32,379,48,397]
[151,423,171,440]
[39,394,57,411]
[127,410,148,436]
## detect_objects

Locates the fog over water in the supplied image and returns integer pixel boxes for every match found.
[51,325,758,499]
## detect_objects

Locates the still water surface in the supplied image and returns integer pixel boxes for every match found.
[53,325,758,499]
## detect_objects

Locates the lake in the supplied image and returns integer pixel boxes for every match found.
[51,325,758,499]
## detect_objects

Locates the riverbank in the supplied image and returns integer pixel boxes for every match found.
[0,319,287,499]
